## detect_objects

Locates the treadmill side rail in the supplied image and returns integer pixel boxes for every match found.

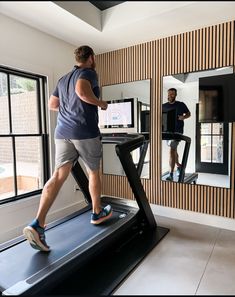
[3,281,31,296]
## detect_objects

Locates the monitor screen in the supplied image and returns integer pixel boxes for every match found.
[99,98,134,128]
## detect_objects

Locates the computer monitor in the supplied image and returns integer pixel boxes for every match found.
[98,98,135,129]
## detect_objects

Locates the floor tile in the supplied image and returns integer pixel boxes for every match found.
[196,229,235,295]
[114,216,219,295]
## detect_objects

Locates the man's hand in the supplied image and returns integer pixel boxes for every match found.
[178,111,191,121]
[99,100,108,110]
[178,115,185,121]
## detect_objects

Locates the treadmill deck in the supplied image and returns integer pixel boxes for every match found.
[0,197,138,295]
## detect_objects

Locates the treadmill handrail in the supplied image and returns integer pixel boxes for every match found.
[162,132,191,144]
[102,133,149,176]
[162,132,191,182]
[136,139,149,177]
[101,133,144,146]
[115,135,156,229]
[115,135,145,152]
[71,134,147,205]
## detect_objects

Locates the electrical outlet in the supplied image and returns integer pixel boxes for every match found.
[73,184,80,192]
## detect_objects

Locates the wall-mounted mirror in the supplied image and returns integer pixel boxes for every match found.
[161,66,233,188]
[100,80,151,179]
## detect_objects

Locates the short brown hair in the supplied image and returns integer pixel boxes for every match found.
[74,45,94,63]
[168,88,177,94]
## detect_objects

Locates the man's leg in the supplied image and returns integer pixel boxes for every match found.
[72,136,112,225]
[169,147,176,173]
[23,162,72,251]
[87,167,112,224]
[87,168,101,214]
[175,150,181,168]
[36,162,73,227]
[175,146,182,176]
[166,141,176,181]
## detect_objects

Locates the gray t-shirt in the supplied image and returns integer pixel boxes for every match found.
[52,66,100,139]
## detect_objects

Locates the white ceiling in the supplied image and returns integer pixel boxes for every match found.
[1,1,235,54]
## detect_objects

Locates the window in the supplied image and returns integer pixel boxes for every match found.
[196,104,228,175]
[0,66,49,204]
[200,123,224,163]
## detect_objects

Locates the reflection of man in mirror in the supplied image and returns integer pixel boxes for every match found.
[162,88,191,181]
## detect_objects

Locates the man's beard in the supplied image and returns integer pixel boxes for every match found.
[168,98,176,103]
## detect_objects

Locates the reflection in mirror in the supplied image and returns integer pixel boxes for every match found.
[100,80,151,179]
[161,66,233,188]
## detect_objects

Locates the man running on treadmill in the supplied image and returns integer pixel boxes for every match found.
[162,88,191,181]
[23,45,112,252]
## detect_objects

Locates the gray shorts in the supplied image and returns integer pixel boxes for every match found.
[167,139,180,150]
[55,136,102,171]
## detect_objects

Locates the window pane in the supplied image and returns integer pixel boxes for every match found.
[212,123,223,135]
[0,73,10,134]
[201,135,211,162]
[212,136,223,163]
[10,75,39,134]
[15,137,43,195]
[0,138,15,200]
[201,123,211,135]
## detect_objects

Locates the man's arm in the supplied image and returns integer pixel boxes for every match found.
[178,111,191,121]
[183,111,191,119]
[48,95,59,111]
[75,78,107,110]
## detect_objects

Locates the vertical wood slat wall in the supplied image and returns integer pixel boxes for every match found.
[96,21,235,219]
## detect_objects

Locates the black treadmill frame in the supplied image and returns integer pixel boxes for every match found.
[72,133,156,229]
[162,132,198,183]
[0,133,169,296]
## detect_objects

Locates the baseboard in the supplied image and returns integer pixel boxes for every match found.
[151,204,235,231]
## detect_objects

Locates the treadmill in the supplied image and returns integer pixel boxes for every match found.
[0,133,169,296]
[162,132,198,184]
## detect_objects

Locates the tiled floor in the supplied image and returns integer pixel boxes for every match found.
[197,172,230,189]
[114,215,235,295]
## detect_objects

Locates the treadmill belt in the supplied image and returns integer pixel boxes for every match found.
[162,171,198,183]
[0,208,129,293]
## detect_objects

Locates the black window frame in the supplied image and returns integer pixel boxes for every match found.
[0,65,50,205]
[195,103,228,175]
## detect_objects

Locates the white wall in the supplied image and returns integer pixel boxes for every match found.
[0,13,85,243]
[102,79,150,104]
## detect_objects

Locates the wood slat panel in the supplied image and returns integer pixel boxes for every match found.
[97,20,235,219]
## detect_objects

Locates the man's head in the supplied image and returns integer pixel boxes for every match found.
[74,45,96,69]
[167,88,177,104]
